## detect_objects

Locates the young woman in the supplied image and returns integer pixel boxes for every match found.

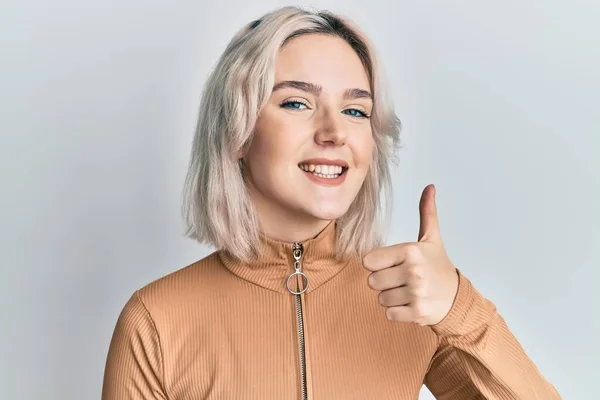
[102,6,560,399]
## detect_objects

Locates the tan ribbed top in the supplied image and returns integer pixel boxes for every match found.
[102,221,560,399]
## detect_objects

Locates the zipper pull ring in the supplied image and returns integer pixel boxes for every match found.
[286,243,309,295]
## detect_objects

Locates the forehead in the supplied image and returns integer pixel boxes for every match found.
[275,33,370,93]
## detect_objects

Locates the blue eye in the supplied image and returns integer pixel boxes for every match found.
[280,100,308,110]
[280,101,370,119]
[343,108,370,119]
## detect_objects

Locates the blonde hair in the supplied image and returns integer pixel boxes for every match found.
[182,6,402,262]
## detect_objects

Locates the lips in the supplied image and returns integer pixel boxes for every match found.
[297,158,349,186]
[297,158,349,176]
[297,158,349,168]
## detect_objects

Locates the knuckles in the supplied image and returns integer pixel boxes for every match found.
[367,242,436,326]
[405,244,423,263]
[407,265,424,282]
[362,243,424,272]
[412,302,426,319]
[409,284,428,298]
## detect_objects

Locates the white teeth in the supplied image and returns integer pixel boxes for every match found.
[299,164,345,172]
[298,163,346,179]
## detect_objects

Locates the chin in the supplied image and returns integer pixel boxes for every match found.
[305,202,351,221]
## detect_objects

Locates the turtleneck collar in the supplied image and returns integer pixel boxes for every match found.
[218,221,351,295]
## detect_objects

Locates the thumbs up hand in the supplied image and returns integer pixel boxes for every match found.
[362,184,459,326]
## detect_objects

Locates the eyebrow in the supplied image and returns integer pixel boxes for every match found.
[272,80,373,100]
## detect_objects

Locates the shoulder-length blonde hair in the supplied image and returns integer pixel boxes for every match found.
[182,6,402,262]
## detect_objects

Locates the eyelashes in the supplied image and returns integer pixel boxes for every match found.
[279,100,371,119]
[280,99,309,110]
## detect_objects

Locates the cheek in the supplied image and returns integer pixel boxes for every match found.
[351,127,375,167]
[251,134,278,161]
[247,112,304,176]
[252,112,306,162]
[250,119,285,163]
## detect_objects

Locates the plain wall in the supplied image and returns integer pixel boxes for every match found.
[1,0,598,398]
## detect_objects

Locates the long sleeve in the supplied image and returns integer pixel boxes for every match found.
[102,291,167,400]
[424,269,561,400]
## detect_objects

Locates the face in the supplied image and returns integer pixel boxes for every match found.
[242,33,374,235]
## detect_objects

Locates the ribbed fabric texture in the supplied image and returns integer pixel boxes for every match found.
[102,222,561,399]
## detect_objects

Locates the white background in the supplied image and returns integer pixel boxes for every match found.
[1,0,598,398]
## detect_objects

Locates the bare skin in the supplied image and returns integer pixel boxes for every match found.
[242,34,458,324]
[242,33,374,243]
[363,184,459,326]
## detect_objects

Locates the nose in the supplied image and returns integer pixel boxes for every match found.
[314,108,347,147]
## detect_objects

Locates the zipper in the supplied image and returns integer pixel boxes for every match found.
[286,243,309,400]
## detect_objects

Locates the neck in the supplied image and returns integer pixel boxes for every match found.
[218,216,345,294]
[248,188,331,243]
[261,217,331,243]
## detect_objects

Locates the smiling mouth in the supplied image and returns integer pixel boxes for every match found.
[297,163,348,179]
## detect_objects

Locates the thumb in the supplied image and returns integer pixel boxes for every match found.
[418,184,442,243]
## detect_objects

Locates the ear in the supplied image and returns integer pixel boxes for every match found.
[236,148,247,169]
[236,146,246,160]
[237,136,254,161]
[237,128,255,162]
